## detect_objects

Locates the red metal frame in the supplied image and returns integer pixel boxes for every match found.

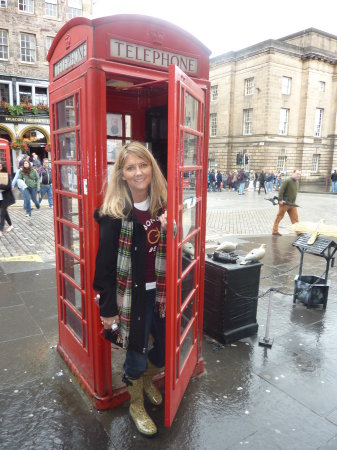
[165,65,208,426]
[0,139,12,175]
[47,14,210,425]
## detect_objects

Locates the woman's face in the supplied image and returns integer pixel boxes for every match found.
[23,160,30,168]
[122,153,152,201]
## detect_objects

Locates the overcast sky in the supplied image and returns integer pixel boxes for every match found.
[92,0,337,57]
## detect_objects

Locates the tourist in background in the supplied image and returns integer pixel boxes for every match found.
[0,163,15,237]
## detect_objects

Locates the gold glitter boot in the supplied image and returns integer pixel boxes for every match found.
[143,360,163,406]
[127,376,157,436]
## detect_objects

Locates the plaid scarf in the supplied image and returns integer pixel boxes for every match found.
[116,218,166,348]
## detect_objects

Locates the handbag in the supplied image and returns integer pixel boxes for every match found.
[0,172,9,185]
[17,179,28,190]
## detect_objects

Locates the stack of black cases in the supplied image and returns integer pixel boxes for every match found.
[203,257,262,344]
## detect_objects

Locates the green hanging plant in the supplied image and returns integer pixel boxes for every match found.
[7,104,25,116]
[1,101,49,116]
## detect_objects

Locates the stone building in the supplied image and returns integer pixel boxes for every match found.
[0,0,92,172]
[209,28,337,184]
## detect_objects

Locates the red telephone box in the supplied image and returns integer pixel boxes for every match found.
[47,14,210,427]
[0,139,11,174]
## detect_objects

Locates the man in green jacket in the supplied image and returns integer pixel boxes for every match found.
[272,169,301,236]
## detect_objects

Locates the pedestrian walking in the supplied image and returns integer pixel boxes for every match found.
[19,160,41,217]
[18,155,31,168]
[93,142,167,437]
[208,169,216,192]
[216,170,223,191]
[237,167,248,195]
[265,171,274,193]
[254,171,258,191]
[227,171,233,190]
[248,170,255,191]
[272,169,301,236]
[0,163,15,237]
[275,170,282,190]
[222,172,228,190]
[38,158,53,208]
[31,152,41,167]
[258,170,267,194]
[331,170,337,193]
[232,170,238,191]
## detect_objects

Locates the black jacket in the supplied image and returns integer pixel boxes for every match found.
[0,174,15,208]
[39,167,52,185]
[259,172,266,183]
[93,210,149,354]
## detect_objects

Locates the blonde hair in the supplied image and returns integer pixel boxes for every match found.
[100,141,167,219]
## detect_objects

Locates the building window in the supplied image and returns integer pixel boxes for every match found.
[20,33,35,63]
[211,85,218,101]
[18,0,34,13]
[18,85,32,103]
[277,155,287,172]
[282,77,291,95]
[17,83,48,105]
[319,81,325,92]
[68,0,82,18]
[243,109,253,135]
[314,108,323,137]
[210,113,217,137]
[279,108,289,135]
[208,159,216,170]
[45,36,53,56]
[0,0,8,7]
[0,82,10,102]
[0,29,8,60]
[35,87,48,104]
[244,77,254,95]
[312,154,320,172]
[45,0,57,17]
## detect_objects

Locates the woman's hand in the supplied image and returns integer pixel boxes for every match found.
[159,210,167,232]
[100,315,120,330]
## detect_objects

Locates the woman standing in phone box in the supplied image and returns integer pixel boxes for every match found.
[93,142,167,437]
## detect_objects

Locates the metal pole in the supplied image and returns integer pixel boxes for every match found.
[259,288,274,348]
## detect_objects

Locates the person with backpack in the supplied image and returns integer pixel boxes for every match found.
[237,167,247,195]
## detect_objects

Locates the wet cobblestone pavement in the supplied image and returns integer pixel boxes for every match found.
[1,190,337,449]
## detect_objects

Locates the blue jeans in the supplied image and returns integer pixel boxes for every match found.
[208,181,216,192]
[238,181,245,194]
[23,187,40,215]
[124,289,165,379]
[331,181,337,193]
[39,184,53,207]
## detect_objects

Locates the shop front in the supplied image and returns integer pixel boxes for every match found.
[0,113,50,172]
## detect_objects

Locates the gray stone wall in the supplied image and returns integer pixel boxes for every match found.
[0,0,92,81]
[209,28,337,183]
